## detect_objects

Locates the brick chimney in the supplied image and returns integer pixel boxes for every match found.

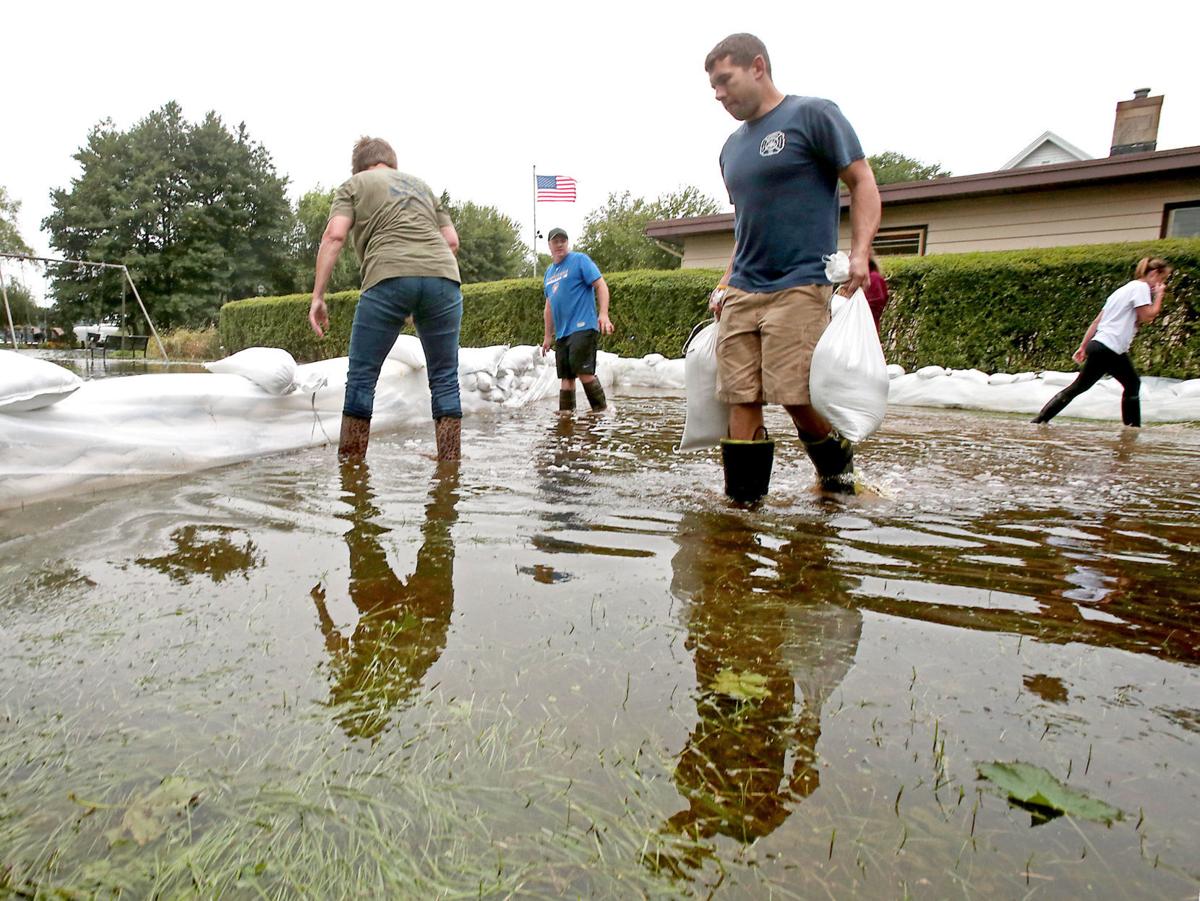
[1110,88,1163,156]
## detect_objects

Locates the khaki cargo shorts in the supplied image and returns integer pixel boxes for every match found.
[716,283,833,406]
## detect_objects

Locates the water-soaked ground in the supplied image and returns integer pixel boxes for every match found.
[26,347,207,378]
[1,399,1198,897]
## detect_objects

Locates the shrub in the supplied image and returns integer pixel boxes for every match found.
[219,238,1200,376]
[878,238,1200,378]
[156,326,222,361]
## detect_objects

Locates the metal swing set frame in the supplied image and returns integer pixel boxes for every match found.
[0,251,169,362]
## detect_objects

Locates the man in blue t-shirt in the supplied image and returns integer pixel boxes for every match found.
[540,228,613,414]
[704,33,880,501]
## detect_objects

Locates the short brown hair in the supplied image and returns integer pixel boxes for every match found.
[704,33,772,78]
[351,137,397,174]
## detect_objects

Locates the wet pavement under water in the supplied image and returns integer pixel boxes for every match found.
[1,397,1198,897]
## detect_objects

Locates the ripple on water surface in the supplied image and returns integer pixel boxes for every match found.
[1,401,1198,897]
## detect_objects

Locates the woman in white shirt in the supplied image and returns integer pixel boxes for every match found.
[1033,257,1171,427]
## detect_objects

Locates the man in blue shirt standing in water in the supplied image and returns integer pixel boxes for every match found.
[705,33,880,502]
[541,228,613,414]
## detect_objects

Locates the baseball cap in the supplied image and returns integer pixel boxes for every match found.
[547,228,568,241]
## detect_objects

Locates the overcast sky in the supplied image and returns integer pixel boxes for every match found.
[4,0,1197,303]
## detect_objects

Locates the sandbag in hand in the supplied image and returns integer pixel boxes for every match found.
[809,288,888,444]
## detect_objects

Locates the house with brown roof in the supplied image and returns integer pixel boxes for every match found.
[646,90,1200,267]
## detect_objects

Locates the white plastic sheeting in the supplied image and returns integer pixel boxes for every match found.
[886,366,1200,422]
[2,345,1199,510]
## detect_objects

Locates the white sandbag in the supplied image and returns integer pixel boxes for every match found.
[204,347,297,396]
[387,334,427,370]
[458,344,508,376]
[916,365,947,379]
[949,368,989,384]
[594,351,619,389]
[1039,370,1076,387]
[1177,379,1200,399]
[677,321,729,452]
[988,372,1018,385]
[0,350,82,412]
[886,364,906,379]
[498,345,541,375]
[809,288,888,444]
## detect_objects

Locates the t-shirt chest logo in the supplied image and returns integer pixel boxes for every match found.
[759,131,786,157]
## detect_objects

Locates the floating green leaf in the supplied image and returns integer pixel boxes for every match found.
[105,776,204,846]
[710,668,771,702]
[977,762,1122,825]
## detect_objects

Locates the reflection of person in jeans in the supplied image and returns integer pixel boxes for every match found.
[309,137,464,462]
[310,460,459,739]
[705,33,880,501]
[1033,256,1171,428]
[540,228,613,415]
[658,510,861,867]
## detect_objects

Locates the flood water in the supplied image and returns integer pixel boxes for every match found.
[2,398,1198,897]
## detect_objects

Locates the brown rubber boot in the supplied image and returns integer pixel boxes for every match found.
[435,416,461,463]
[338,413,371,462]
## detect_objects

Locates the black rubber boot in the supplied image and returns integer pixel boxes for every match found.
[1032,388,1073,424]
[801,430,856,494]
[582,379,607,411]
[720,436,775,505]
[338,413,371,462]
[1121,395,1141,427]
[559,389,576,413]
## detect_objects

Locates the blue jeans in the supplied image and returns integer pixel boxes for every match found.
[344,276,463,421]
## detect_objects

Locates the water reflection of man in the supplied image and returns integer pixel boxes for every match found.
[310,461,459,739]
[660,510,861,865]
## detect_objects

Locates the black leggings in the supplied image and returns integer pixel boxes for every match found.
[1034,340,1141,426]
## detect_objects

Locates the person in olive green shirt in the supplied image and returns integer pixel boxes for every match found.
[309,137,463,462]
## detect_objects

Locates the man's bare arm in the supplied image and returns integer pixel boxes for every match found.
[440,224,460,256]
[839,159,881,296]
[593,277,613,334]
[310,214,352,336]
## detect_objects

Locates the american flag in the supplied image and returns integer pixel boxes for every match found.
[536,175,577,202]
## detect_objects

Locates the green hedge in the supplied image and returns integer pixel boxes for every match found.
[220,237,1200,377]
[219,270,721,363]
[879,238,1200,378]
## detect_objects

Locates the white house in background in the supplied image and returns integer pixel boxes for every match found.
[1001,131,1091,170]
[647,89,1200,263]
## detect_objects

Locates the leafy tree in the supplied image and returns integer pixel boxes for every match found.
[0,186,34,255]
[868,151,951,185]
[576,187,721,272]
[43,102,295,327]
[292,186,360,293]
[439,192,529,284]
[1,277,39,324]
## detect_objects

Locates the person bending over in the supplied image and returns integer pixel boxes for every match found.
[309,136,463,462]
[1033,257,1171,427]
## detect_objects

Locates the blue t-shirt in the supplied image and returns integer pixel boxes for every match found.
[720,95,864,292]
[543,252,602,339]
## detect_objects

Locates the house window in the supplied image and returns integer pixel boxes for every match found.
[1162,202,1200,238]
[872,226,926,256]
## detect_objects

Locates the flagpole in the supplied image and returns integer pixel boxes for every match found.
[531,163,538,278]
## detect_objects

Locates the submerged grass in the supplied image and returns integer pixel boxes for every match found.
[0,692,726,899]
